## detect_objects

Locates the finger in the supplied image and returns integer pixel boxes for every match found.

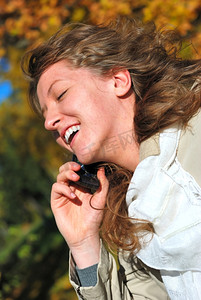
[57,169,80,184]
[59,161,80,173]
[90,167,109,209]
[51,182,77,201]
[97,167,109,194]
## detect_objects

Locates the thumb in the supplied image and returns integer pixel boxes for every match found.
[89,167,109,210]
[97,167,109,196]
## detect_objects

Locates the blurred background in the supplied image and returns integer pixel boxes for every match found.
[0,0,201,299]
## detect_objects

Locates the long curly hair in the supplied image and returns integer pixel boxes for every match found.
[21,16,201,253]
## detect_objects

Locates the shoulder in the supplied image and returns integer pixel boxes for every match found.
[177,109,201,187]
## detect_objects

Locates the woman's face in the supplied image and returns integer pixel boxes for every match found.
[37,60,137,167]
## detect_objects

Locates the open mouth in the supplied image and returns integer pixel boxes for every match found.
[65,125,80,144]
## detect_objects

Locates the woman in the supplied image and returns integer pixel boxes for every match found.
[22,17,201,299]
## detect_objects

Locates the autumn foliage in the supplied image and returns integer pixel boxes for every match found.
[1,0,201,56]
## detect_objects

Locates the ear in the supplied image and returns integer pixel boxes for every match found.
[113,69,132,97]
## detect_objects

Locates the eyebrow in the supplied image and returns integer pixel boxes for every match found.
[47,79,60,97]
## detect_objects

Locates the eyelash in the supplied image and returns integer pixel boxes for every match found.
[57,90,67,100]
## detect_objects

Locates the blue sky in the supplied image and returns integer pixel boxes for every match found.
[0,80,12,103]
[0,57,13,103]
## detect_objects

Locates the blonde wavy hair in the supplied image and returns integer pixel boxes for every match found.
[21,17,201,253]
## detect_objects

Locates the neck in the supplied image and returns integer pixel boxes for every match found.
[106,134,140,172]
[117,143,139,172]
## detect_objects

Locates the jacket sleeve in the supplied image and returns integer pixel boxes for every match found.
[69,240,170,300]
[69,240,124,300]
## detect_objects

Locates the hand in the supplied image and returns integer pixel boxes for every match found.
[50,161,109,267]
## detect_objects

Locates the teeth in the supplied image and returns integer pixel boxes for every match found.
[65,125,80,144]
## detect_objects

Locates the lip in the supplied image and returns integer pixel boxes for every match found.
[61,123,80,139]
[69,129,79,147]
[62,123,81,146]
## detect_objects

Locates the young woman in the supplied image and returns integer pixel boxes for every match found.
[22,17,201,299]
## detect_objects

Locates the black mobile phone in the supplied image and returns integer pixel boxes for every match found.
[71,154,100,193]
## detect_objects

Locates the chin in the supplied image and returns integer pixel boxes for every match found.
[76,156,94,165]
[73,140,105,164]
[75,151,98,165]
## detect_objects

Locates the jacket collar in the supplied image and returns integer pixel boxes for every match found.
[139,133,160,162]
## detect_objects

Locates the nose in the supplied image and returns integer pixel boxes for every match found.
[44,109,61,131]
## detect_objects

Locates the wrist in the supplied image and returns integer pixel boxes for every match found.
[70,235,101,269]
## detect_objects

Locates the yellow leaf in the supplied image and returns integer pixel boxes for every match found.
[71,7,86,22]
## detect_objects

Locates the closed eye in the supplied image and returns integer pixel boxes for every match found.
[57,90,67,100]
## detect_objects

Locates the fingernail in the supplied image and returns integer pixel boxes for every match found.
[71,192,76,198]
[72,162,79,168]
[72,173,79,179]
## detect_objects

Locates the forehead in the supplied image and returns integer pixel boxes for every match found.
[37,60,109,99]
[38,60,84,86]
[37,60,99,93]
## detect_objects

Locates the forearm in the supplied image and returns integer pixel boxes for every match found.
[71,235,101,269]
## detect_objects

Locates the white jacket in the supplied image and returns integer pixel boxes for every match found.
[126,110,201,299]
